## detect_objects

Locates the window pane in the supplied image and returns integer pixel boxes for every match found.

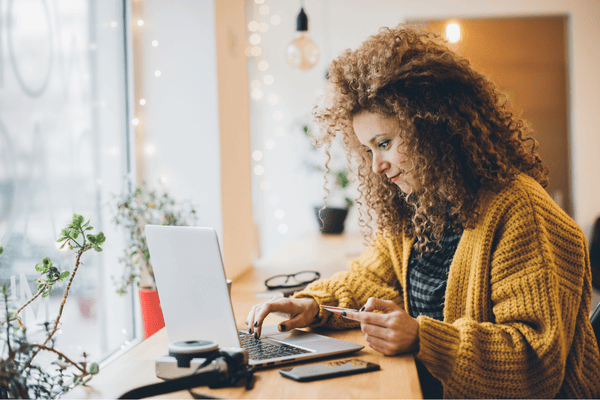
[0,0,137,369]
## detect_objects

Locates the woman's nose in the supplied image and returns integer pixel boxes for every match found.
[372,154,387,175]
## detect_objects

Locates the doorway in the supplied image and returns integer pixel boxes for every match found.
[411,17,571,215]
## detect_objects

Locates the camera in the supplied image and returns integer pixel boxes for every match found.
[155,340,249,381]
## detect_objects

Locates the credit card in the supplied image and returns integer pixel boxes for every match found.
[320,305,358,316]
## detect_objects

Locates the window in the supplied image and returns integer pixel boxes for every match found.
[0,0,137,368]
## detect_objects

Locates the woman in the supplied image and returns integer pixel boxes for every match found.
[246,26,600,398]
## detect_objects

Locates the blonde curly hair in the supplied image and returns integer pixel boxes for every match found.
[312,25,548,253]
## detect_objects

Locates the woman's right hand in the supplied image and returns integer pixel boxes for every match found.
[245,296,320,338]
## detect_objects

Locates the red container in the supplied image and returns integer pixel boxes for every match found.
[138,289,165,339]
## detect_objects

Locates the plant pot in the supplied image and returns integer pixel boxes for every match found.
[314,206,349,234]
[139,288,165,339]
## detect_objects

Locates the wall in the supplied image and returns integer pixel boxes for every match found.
[136,0,253,279]
[248,0,600,258]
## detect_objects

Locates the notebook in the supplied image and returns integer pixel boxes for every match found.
[145,225,364,368]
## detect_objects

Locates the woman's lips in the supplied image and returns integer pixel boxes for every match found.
[389,173,401,182]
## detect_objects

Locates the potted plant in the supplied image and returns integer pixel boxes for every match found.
[300,124,356,234]
[0,214,105,397]
[113,183,197,339]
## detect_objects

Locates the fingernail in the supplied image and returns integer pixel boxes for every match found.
[359,306,365,312]
[254,332,258,339]
[278,324,286,332]
[341,311,347,317]
[253,321,258,327]
[248,328,252,334]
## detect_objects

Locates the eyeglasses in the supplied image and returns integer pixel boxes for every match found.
[264,270,321,290]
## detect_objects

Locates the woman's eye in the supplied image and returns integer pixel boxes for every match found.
[379,140,390,149]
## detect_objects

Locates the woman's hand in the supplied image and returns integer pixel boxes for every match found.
[246,296,320,338]
[344,298,419,356]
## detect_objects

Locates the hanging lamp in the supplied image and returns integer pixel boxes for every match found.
[285,4,319,70]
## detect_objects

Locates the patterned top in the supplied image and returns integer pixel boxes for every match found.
[407,225,463,321]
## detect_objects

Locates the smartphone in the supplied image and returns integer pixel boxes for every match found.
[279,359,380,382]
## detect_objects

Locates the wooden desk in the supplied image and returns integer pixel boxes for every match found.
[67,233,423,399]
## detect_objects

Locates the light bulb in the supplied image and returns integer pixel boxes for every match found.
[286,8,319,71]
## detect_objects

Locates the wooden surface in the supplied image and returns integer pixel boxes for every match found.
[66,233,423,399]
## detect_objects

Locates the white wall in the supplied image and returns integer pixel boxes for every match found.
[248,0,600,258]
[139,0,223,240]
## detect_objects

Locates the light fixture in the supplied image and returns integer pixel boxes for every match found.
[446,22,461,43]
[285,5,319,70]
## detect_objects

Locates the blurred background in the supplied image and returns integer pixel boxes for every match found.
[1,0,598,369]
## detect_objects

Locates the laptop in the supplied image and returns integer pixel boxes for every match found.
[145,225,364,368]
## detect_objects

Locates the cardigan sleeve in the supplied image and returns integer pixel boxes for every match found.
[416,180,600,398]
[292,233,405,329]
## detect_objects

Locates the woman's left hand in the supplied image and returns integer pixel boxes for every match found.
[343,298,420,356]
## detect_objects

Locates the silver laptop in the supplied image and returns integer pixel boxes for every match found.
[145,225,363,368]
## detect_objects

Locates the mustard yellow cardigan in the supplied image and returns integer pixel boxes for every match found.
[294,174,600,398]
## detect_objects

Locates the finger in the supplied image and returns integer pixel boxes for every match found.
[246,303,263,334]
[360,321,389,341]
[253,298,294,338]
[343,309,388,327]
[366,338,394,356]
[362,298,398,313]
[278,310,312,332]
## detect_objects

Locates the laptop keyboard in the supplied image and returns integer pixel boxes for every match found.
[238,330,310,360]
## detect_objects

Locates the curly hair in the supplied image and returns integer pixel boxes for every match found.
[312,25,548,253]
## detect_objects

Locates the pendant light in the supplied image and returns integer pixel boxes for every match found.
[286,4,319,70]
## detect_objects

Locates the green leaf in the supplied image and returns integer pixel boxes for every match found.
[88,362,100,375]
[59,271,70,280]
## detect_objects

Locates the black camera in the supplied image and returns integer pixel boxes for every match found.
[156,339,248,380]
[119,340,253,399]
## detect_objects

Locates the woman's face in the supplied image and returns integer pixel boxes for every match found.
[353,111,413,193]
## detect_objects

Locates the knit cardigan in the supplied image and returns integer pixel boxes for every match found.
[294,174,600,398]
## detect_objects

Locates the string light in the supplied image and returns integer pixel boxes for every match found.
[250,34,261,45]
[248,21,259,31]
[263,74,274,85]
[152,40,158,47]
[139,98,146,105]
[258,60,269,71]
[145,144,156,155]
[137,19,144,26]
[254,165,265,176]
[259,5,269,15]
[110,21,117,28]
[252,150,263,161]
[270,15,281,25]
[132,118,140,125]
[274,209,285,220]
[154,70,161,77]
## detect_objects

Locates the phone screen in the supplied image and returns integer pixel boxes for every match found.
[279,359,380,382]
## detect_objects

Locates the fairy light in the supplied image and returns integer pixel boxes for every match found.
[263,74,274,85]
[274,209,285,220]
[254,0,264,4]
[155,70,161,77]
[145,144,156,155]
[270,15,281,25]
[254,165,265,176]
[160,175,168,184]
[139,98,146,105]
[152,40,158,47]
[277,224,288,234]
[248,21,259,31]
[259,22,269,33]
[110,21,117,28]
[252,150,263,161]
[137,19,144,26]
[132,118,140,126]
[259,5,269,15]
[251,46,262,56]
[251,89,264,100]
[258,60,269,71]
[250,33,261,45]
[250,79,261,90]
